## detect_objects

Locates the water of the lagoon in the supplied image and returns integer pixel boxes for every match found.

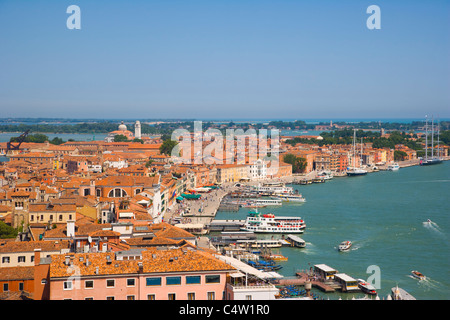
[215,161,450,300]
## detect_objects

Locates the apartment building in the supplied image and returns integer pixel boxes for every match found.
[49,247,235,300]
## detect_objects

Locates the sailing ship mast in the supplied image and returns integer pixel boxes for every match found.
[425,115,428,161]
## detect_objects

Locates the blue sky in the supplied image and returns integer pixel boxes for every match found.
[0,0,449,120]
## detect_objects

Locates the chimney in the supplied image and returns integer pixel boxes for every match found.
[138,262,143,274]
[67,220,75,238]
[64,255,71,266]
[34,248,41,266]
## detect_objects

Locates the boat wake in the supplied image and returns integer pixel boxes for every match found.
[407,275,445,293]
[422,220,445,239]
[302,242,317,255]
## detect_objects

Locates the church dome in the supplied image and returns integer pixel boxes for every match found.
[118,121,127,131]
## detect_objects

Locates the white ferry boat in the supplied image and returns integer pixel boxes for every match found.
[241,210,306,234]
[274,194,306,203]
[241,198,282,207]
[387,162,400,171]
[254,183,294,195]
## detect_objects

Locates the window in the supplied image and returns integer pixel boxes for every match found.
[3,283,8,292]
[168,293,176,300]
[187,292,195,300]
[127,295,135,300]
[106,280,115,288]
[106,296,115,300]
[2,257,10,264]
[108,188,127,198]
[85,297,94,300]
[19,282,24,291]
[205,275,220,284]
[166,276,181,285]
[186,276,201,284]
[85,280,94,289]
[18,256,26,263]
[147,294,155,300]
[207,292,215,300]
[246,295,252,300]
[127,279,135,287]
[63,281,73,290]
[146,277,161,286]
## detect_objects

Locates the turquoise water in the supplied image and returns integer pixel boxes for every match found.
[215,161,450,300]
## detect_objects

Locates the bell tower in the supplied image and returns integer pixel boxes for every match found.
[134,120,141,139]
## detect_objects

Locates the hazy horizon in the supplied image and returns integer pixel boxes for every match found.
[1,0,449,119]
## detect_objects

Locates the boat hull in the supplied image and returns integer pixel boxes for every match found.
[420,159,442,166]
[241,227,305,234]
[347,171,367,176]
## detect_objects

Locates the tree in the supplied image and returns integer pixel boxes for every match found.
[50,137,65,145]
[394,150,408,161]
[159,139,178,156]
[114,134,129,142]
[145,159,154,168]
[0,221,18,239]
[283,153,307,173]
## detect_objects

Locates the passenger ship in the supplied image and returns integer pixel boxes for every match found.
[241,210,306,234]
[254,183,294,195]
[274,194,306,203]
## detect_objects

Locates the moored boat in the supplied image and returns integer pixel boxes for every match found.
[286,234,306,248]
[357,279,377,295]
[338,241,352,252]
[273,193,306,203]
[262,253,288,261]
[387,162,400,171]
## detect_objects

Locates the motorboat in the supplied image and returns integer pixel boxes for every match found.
[387,162,400,171]
[338,241,352,252]
[411,270,426,280]
[357,279,377,295]
[317,171,333,180]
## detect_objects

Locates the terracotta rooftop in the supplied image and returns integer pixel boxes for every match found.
[0,240,70,253]
[49,247,235,278]
[0,266,35,281]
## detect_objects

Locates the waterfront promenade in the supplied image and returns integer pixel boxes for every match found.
[163,157,449,229]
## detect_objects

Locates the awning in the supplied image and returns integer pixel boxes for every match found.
[229,271,245,278]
